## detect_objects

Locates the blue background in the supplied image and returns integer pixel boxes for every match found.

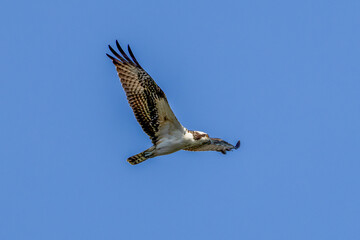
[1,0,359,239]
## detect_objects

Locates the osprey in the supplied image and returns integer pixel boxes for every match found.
[107,41,240,165]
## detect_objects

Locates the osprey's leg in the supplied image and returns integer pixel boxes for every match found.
[127,146,155,165]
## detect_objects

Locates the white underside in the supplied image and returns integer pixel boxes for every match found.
[148,98,207,157]
[153,126,195,156]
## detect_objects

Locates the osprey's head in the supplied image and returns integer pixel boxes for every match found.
[192,131,210,142]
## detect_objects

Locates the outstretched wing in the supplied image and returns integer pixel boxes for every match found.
[107,41,183,144]
[184,138,240,154]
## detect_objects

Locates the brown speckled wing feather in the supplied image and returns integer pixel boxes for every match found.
[107,41,181,144]
[184,138,240,154]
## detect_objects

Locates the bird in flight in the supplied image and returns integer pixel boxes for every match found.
[107,41,240,165]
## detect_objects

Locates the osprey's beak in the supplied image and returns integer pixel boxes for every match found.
[234,140,240,149]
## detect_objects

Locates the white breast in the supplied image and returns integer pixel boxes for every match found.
[154,126,194,156]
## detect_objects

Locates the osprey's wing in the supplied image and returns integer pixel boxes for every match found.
[107,41,183,145]
[184,138,240,154]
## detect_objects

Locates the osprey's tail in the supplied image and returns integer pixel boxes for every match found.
[127,146,155,165]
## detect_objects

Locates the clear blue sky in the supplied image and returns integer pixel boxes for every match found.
[1,0,359,239]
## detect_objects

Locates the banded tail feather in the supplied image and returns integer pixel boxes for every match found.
[127,146,155,165]
[127,152,148,165]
